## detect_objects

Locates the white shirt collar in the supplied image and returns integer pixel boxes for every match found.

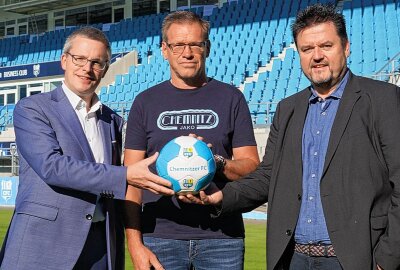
[62,82,102,114]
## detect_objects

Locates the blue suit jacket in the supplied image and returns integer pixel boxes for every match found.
[0,86,127,270]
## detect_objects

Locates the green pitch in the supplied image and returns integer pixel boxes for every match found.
[1,208,266,269]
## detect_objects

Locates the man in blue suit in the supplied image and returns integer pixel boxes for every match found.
[0,27,174,270]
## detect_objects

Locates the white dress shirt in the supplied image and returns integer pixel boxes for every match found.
[62,83,105,222]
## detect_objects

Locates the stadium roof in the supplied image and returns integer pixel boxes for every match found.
[0,0,99,15]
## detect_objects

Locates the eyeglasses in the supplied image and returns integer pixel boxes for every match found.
[166,41,208,55]
[65,52,108,71]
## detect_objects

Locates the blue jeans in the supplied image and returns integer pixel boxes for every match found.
[289,251,343,270]
[143,237,244,270]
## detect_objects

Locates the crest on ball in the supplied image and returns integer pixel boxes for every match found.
[183,147,193,158]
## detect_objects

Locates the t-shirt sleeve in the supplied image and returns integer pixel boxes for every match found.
[124,96,147,151]
[232,93,257,148]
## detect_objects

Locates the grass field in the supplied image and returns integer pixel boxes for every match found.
[0,208,266,269]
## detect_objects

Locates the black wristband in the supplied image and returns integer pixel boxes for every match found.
[214,154,226,172]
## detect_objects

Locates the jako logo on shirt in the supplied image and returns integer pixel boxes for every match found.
[157,109,219,130]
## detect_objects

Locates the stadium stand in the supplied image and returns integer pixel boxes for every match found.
[95,0,399,126]
[0,0,400,131]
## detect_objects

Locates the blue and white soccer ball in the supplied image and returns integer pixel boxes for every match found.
[156,136,216,194]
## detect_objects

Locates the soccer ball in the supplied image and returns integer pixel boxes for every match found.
[156,136,216,194]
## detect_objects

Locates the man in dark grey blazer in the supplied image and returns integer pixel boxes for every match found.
[181,3,400,270]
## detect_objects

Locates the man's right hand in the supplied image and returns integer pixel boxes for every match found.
[128,243,164,270]
[178,182,223,205]
[126,152,174,196]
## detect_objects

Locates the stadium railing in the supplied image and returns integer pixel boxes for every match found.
[0,144,18,176]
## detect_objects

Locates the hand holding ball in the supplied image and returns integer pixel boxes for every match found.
[156,136,216,194]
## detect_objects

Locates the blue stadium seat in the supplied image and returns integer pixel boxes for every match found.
[125,90,134,102]
[108,93,117,102]
[100,91,109,103]
[115,75,123,85]
[123,74,130,85]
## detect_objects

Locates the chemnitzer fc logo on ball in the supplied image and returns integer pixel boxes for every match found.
[183,147,193,158]
[156,136,216,194]
[183,178,194,188]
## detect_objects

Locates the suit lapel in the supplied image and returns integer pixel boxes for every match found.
[51,87,95,162]
[291,88,311,180]
[97,110,112,165]
[322,73,361,176]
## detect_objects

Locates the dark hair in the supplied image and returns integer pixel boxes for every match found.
[161,11,210,42]
[63,26,111,61]
[292,3,348,47]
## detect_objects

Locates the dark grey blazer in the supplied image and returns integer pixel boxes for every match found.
[221,72,400,270]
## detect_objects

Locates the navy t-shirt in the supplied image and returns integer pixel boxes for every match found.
[125,79,256,239]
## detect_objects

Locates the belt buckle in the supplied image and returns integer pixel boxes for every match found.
[323,245,329,257]
[316,243,331,257]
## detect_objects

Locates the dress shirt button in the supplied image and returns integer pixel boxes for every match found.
[86,214,93,220]
[316,130,320,135]
[314,151,318,156]
[309,196,314,201]
[286,230,292,236]
[311,173,316,178]
[307,219,312,223]
[322,112,327,116]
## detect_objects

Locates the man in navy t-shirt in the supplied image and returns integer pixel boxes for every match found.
[124,11,260,270]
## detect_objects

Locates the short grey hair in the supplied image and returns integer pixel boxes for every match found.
[161,11,210,43]
[63,26,111,61]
